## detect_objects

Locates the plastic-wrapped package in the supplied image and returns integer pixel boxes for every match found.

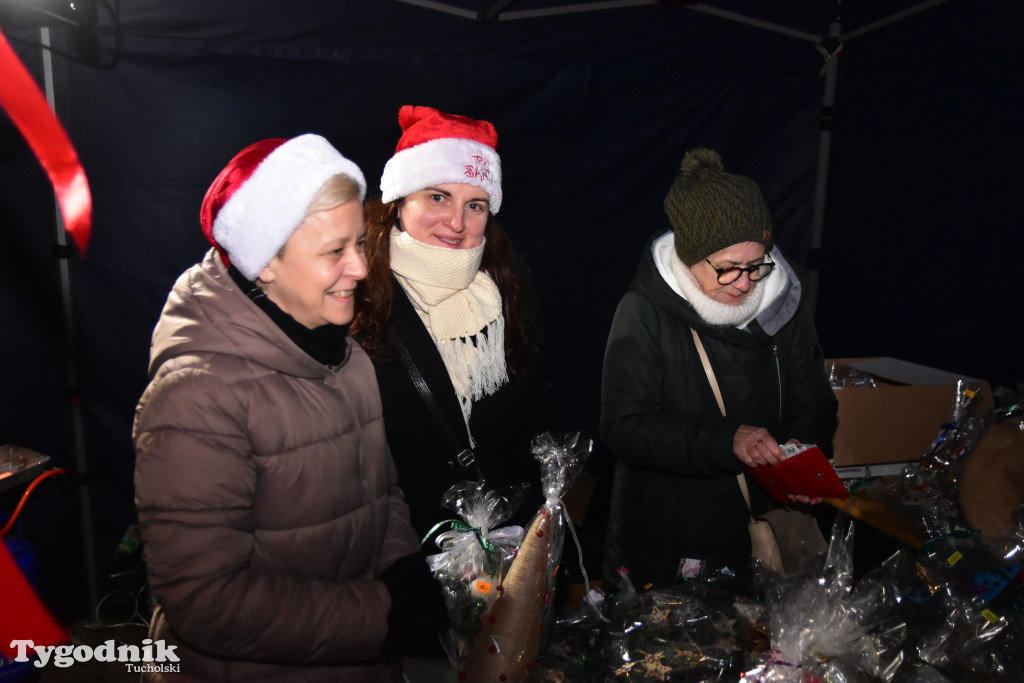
[590,567,753,682]
[991,382,1024,421]
[535,510,1022,682]
[856,534,1024,682]
[424,479,527,665]
[753,516,907,683]
[959,411,1024,563]
[905,538,1016,678]
[828,361,877,390]
[532,593,607,681]
[848,381,993,542]
[892,661,956,682]
[917,380,990,493]
[459,431,592,682]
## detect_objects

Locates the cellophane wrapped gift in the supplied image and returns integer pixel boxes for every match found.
[535,506,1021,682]
[424,478,527,666]
[852,380,991,541]
[597,568,752,681]
[899,536,1022,681]
[916,379,990,500]
[459,431,592,682]
[531,599,608,682]
[751,516,907,683]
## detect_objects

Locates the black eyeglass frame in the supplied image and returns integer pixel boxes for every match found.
[704,258,775,285]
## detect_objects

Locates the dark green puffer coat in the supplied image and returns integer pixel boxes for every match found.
[600,232,837,588]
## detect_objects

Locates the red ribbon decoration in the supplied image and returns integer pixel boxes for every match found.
[0,26,91,255]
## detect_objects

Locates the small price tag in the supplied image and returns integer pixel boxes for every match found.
[476,580,492,594]
[981,609,1000,624]
[676,557,704,580]
[946,550,963,566]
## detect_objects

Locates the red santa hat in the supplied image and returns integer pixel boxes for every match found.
[200,133,366,280]
[379,105,502,213]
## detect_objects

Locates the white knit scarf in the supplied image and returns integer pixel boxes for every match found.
[389,227,508,430]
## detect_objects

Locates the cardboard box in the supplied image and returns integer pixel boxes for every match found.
[826,357,993,473]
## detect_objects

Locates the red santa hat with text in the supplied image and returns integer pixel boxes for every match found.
[379,105,502,213]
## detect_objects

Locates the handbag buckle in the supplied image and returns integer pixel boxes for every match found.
[456,449,475,467]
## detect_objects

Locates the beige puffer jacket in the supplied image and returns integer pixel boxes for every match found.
[133,249,418,682]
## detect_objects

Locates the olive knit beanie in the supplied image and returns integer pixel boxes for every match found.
[663,148,774,266]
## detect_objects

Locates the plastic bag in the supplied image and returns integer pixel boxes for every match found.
[752,515,907,683]
[424,479,527,665]
[459,431,592,682]
[605,575,749,681]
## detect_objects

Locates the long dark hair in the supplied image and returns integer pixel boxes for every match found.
[352,198,541,377]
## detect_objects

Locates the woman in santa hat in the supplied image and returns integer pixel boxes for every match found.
[133,134,447,682]
[354,105,553,541]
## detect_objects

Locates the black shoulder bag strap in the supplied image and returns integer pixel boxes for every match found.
[388,326,476,469]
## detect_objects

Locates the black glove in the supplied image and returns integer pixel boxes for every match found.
[378,552,450,659]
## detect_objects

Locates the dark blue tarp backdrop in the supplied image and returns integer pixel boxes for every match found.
[1,0,1020,619]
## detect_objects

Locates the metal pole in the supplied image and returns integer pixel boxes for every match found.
[40,25,101,613]
[806,4,843,317]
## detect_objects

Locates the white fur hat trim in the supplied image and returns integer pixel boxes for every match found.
[213,134,366,280]
[380,137,502,213]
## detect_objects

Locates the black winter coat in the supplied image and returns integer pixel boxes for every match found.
[600,233,837,588]
[367,281,553,542]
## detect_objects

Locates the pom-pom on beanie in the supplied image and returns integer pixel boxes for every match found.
[663,148,773,266]
[380,105,502,213]
[200,133,366,280]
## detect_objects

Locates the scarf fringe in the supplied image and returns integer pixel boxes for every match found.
[437,316,508,427]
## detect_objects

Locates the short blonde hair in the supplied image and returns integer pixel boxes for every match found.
[272,174,363,263]
[306,174,362,217]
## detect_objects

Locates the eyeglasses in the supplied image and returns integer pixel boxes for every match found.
[704,258,775,285]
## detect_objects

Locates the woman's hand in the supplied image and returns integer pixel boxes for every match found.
[787,494,824,505]
[733,425,786,467]
[781,438,824,503]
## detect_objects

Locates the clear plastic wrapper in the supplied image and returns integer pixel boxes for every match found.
[892,661,955,683]
[861,471,959,541]
[959,406,1024,563]
[424,479,527,665]
[847,381,993,541]
[917,380,990,493]
[751,516,907,683]
[0,444,48,479]
[990,382,1024,421]
[583,567,755,682]
[855,537,1024,682]
[533,595,607,681]
[459,431,592,681]
[827,361,878,390]
[536,510,1021,682]
[977,500,1024,566]
[904,537,1016,677]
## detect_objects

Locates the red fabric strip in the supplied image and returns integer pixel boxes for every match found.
[0,540,69,658]
[0,27,91,255]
